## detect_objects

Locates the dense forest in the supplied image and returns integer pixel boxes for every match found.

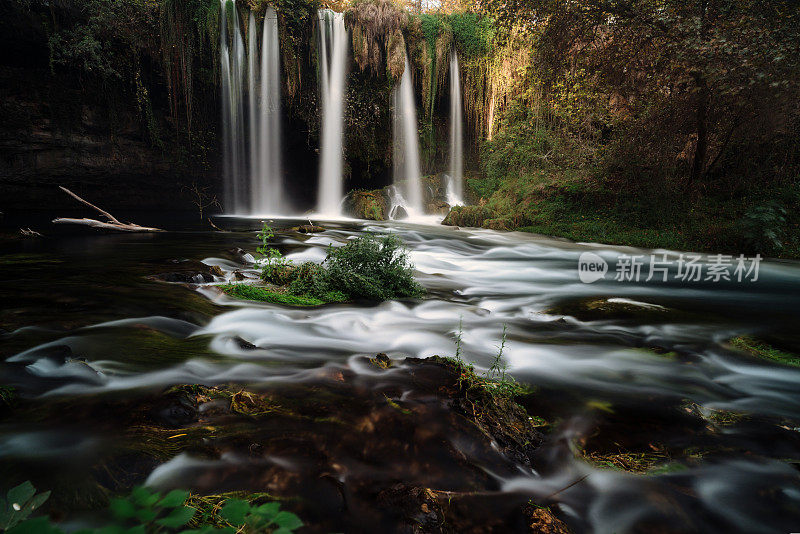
[3,0,799,255]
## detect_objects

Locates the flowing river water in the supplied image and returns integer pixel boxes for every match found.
[2,215,800,533]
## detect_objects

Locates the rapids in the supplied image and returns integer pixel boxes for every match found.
[2,215,800,532]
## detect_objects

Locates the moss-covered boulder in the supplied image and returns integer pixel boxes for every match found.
[442,205,494,227]
[344,189,389,220]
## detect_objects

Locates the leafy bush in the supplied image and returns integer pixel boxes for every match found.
[256,223,293,283]
[738,200,787,254]
[321,234,424,301]
[0,483,303,534]
[448,12,495,58]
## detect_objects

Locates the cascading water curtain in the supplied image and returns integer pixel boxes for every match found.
[222,2,283,215]
[392,53,424,217]
[448,51,464,206]
[220,0,247,213]
[316,10,348,216]
[254,6,283,214]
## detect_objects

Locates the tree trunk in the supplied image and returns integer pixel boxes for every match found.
[690,82,710,184]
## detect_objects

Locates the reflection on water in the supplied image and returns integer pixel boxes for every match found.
[2,215,800,532]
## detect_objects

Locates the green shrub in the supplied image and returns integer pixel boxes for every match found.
[286,262,327,298]
[738,200,787,254]
[322,234,424,301]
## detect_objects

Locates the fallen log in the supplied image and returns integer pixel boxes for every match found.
[52,187,163,232]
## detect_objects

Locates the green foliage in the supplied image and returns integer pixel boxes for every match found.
[738,201,787,254]
[442,205,493,228]
[448,13,494,59]
[256,223,293,283]
[321,233,424,301]
[226,232,423,304]
[0,387,16,407]
[730,336,800,367]
[0,484,302,534]
[0,481,50,531]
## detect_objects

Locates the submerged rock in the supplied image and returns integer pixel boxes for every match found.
[153,259,224,284]
[295,224,325,234]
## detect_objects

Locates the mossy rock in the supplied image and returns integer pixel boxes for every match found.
[344,190,388,221]
[442,205,494,228]
[482,217,513,231]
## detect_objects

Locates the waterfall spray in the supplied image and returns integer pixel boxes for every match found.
[316,10,348,216]
[392,53,423,217]
[447,51,464,206]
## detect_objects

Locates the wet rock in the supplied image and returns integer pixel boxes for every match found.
[371,352,394,369]
[232,270,246,281]
[153,259,223,284]
[391,205,408,220]
[295,224,325,234]
[149,390,198,428]
[376,484,441,531]
[343,190,388,220]
[426,201,451,216]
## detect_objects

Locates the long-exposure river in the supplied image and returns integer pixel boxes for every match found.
[2,215,800,533]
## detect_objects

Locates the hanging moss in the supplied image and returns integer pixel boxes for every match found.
[386,29,405,83]
[158,0,220,135]
[344,0,407,80]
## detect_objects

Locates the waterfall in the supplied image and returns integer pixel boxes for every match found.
[220,0,247,212]
[221,2,283,214]
[254,7,283,214]
[247,11,258,202]
[316,10,348,216]
[392,53,423,217]
[447,51,464,206]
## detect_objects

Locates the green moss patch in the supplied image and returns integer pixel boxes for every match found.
[217,284,327,307]
[729,336,800,367]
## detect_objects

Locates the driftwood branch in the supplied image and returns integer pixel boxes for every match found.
[52,187,163,232]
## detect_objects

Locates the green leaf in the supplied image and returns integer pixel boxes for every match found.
[155,505,196,529]
[157,490,190,509]
[26,491,50,513]
[219,499,249,525]
[109,498,137,520]
[253,502,280,519]
[272,511,303,530]
[134,506,158,523]
[7,482,36,510]
[7,517,63,534]
[130,487,159,508]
